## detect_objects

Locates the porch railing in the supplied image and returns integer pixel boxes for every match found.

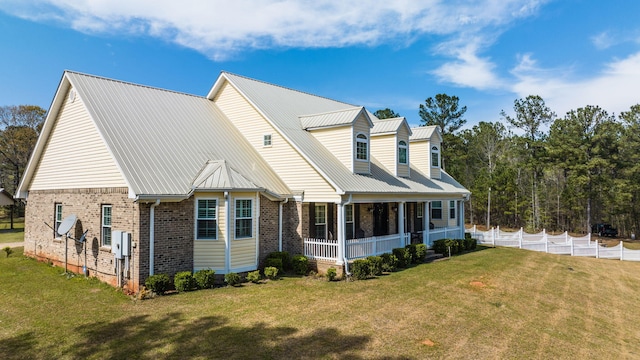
[427,226,465,243]
[303,237,338,261]
[303,233,410,261]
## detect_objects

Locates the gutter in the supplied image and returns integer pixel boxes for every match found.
[278,197,289,251]
[224,191,231,274]
[149,199,160,276]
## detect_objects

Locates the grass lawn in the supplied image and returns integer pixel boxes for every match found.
[0,217,24,244]
[2,247,640,359]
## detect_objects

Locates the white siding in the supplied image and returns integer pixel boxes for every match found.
[214,81,338,202]
[194,194,226,271]
[30,88,127,190]
[371,134,396,174]
[353,114,371,174]
[309,126,351,171]
[409,140,430,178]
[230,192,257,271]
[397,126,410,177]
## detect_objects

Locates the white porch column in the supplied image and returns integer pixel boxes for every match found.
[423,201,430,247]
[398,201,406,246]
[336,202,344,265]
[459,199,465,238]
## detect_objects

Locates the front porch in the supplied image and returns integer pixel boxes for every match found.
[303,200,465,263]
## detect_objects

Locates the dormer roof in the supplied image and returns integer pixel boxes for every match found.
[409,125,442,142]
[300,106,373,130]
[371,116,413,136]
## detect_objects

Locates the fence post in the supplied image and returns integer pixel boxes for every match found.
[565,231,568,244]
[492,227,495,247]
[545,233,549,253]
[596,240,599,259]
[570,237,574,256]
[519,227,523,249]
[621,240,624,261]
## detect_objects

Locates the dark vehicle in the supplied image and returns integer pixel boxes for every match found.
[591,223,618,237]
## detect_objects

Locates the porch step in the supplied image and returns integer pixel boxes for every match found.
[424,250,445,263]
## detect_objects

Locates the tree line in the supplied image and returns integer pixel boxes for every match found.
[378,95,640,237]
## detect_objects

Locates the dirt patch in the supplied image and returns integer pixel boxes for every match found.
[470,281,486,288]
[421,339,435,347]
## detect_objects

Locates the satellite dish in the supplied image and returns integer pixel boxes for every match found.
[57,214,77,236]
[76,230,88,243]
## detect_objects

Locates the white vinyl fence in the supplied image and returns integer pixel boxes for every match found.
[466,225,640,262]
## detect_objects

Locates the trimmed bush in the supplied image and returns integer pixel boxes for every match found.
[351,259,371,280]
[145,273,170,295]
[292,254,309,275]
[392,248,408,268]
[415,244,427,262]
[264,257,283,272]
[464,238,477,251]
[266,251,291,271]
[174,271,196,292]
[405,244,418,264]
[433,239,469,256]
[246,270,261,283]
[366,256,383,276]
[224,272,242,286]
[326,267,337,281]
[194,268,216,289]
[264,266,279,280]
[380,253,398,272]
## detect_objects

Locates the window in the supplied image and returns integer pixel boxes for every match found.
[54,203,63,237]
[431,146,440,167]
[101,205,112,247]
[431,201,442,220]
[416,202,423,218]
[314,204,327,239]
[263,134,272,147]
[345,204,354,239]
[235,199,253,239]
[196,199,217,240]
[398,140,408,164]
[356,133,368,161]
[449,200,456,219]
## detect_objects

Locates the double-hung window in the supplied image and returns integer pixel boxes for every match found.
[345,204,354,239]
[431,201,442,220]
[314,204,327,239]
[196,199,217,240]
[398,140,408,164]
[101,205,112,247]
[431,146,440,167]
[417,202,423,218]
[54,203,63,238]
[263,134,272,147]
[449,200,456,219]
[356,133,368,161]
[235,199,253,239]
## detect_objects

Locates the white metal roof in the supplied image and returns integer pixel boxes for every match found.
[409,125,441,141]
[300,107,366,130]
[20,71,291,199]
[371,116,413,136]
[217,73,469,197]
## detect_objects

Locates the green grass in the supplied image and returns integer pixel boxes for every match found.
[2,246,640,359]
[0,217,24,244]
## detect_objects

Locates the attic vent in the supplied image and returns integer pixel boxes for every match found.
[68,89,77,103]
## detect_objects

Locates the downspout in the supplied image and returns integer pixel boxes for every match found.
[224,191,230,274]
[342,194,353,276]
[149,199,160,276]
[278,198,289,251]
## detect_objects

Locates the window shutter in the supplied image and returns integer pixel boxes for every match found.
[354,204,360,236]
[327,204,334,239]
[309,202,315,238]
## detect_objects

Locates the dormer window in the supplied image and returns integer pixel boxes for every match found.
[431,145,440,167]
[398,140,408,164]
[356,133,369,161]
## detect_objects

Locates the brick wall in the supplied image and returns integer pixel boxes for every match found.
[259,195,279,266]
[24,188,140,291]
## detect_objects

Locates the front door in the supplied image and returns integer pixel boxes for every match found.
[373,203,388,236]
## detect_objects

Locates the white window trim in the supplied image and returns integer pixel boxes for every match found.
[101,204,112,247]
[398,140,408,165]
[263,134,272,147]
[195,198,218,240]
[54,203,63,238]
[314,203,328,239]
[355,132,369,162]
[345,204,354,239]
[417,202,423,218]
[431,201,442,220]
[431,145,440,168]
[449,200,457,220]
[234,198,253,240]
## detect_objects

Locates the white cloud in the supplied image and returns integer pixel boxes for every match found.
[510,52,640,117]
[0,0,547,60]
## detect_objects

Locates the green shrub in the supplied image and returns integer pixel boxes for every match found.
[366,256,383,276]
[433,239,447,255]
[174,271,196,292]
[267,251,291,271]
[292,254,309,275]
[3,246,13,258]
[392,248,408,268]
[264,257,283,273]
[194,268,216,289]
[380,253,397,272]
[145,273,170,295]
[405,244,418,264]
[415,244,427,262]
[464,238,477,250]
[351,259,371,280]
[264,266,279,280]
[465,232,472,240]
[224,272,242,286]
[246,270,261,283]
[434,239,469,256]
[326,267,337,281]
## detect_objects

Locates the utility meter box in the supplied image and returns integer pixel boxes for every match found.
[121,232,131,257]
[112,230,124,259]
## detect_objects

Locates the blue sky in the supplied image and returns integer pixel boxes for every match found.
[1,0,639,128]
